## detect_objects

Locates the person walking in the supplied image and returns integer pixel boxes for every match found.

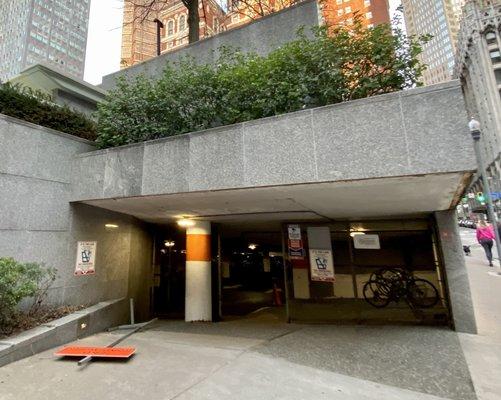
[476,220,495,266]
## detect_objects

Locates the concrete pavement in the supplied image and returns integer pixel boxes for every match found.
[0,312,476,400]
[458,228,501,400]
[1,228,498,400]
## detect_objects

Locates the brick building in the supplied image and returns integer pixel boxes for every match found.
[121,0,390,68]
[121,0,225,68]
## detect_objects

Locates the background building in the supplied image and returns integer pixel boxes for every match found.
[402,0,466,85]
[121,0,390,68]
[455,0,501,217]
[0,0,91,82]
[321,0,390,28]
[121,0,225,68]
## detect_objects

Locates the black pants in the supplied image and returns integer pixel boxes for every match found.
[480,240,494,263]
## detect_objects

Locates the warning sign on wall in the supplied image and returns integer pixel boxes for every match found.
[75,241,97,276]
[309,249,335,282]
[288,224,305,259]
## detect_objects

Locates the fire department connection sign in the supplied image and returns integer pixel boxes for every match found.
[75,241,97,275]
[309,249,335,282]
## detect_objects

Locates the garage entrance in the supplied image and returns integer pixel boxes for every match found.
[149,215,450,326]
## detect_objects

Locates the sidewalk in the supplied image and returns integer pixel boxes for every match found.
[458,233,501,400]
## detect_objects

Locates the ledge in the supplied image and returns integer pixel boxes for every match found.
[0,298,128,368]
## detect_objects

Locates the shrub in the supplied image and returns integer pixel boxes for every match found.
[96,20,430,148]
[0,257,56,334]
[0,83,97,141]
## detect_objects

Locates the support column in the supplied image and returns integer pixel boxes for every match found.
[435,210,477,334]
[185,221,212,322]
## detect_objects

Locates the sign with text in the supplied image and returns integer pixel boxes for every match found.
[75,241,97,275]
[288,224,305,259]
[353,234,380,249]
[309,249,335,282]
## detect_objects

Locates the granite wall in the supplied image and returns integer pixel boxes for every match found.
[72,80,476,202]
[0,114,153,319]
[100,0,320,90]
[435,210,477,334]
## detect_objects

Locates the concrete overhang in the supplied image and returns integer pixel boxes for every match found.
[82,172,472,230]
[72,81,476,227]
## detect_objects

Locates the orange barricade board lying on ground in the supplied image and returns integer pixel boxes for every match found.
[55,346,136,358]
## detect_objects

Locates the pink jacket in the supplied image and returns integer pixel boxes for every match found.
[477,225,495,242]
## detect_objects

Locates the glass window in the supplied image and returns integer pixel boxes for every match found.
[486,31,497,45]
[179,15,185,31]
[490,49,501,64]
[167,20,174,36]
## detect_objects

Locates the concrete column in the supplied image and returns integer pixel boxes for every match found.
[435,210,477,334]
[185,221,212,322]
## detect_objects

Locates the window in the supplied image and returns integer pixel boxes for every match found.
[337,9,343,16]
[179,15,186,31]
[364,0,370,6]
[167,20,174,36]
[366,11,372,19]
[336,0,342,4]
[345,6,351,13]
[486,31,497,45]
[495,68,501,85]
[490,49,501,64]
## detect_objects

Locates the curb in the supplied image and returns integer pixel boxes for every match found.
[0,298,128,368]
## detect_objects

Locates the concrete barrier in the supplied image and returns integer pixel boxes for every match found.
[0,298,128,367]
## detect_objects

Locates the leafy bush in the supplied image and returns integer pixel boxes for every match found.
[96,20,430,148]
[0,83,97,141]
[0,257,56,334]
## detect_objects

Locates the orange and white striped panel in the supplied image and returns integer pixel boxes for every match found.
[185,221,212,322]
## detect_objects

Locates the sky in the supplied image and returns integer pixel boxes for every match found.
[83,0,402,85]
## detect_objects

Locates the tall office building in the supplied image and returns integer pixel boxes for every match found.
[455,0,501,214]
[402,0,465,85]
[0,0,91,82]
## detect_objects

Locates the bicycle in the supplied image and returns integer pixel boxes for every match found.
[363,267,439,309]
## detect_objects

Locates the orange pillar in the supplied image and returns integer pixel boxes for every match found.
[185,221,212,321]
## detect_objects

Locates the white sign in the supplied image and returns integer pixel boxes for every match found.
[353,234,380,249]
[288,224,301,240]
[75,241,97,275]
[309,249,335,282]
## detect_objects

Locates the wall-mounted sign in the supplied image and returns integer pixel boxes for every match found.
[353,234,380,249]
[288,224,304,259]
[309,249,335,282]
[75,241,97,276]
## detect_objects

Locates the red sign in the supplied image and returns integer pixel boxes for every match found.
[55,346,136,358]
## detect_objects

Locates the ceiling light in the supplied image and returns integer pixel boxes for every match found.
[177,218,195,228]
[350,231,366,237]
[164,240,175,247]
[105,224,119,228]
[248,244,258,250]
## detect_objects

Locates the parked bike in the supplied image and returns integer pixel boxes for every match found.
[363,268,439,309]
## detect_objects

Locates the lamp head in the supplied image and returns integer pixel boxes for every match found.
[468,117,481,140]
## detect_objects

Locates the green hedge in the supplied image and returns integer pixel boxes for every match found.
[0,83,97,141]
[97,21,430,148]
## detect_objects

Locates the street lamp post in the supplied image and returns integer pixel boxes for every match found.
[468,118,501,272]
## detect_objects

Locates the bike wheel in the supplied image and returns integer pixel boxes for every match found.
[363,279,391,308]
[407,279,439,308]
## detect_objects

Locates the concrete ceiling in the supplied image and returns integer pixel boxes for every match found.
[82,173,468,231]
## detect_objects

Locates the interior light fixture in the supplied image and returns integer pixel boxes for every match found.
[105,224,119,228]
[164,240,175,247]
[350,231,366,237]
[248,243,258,250]
[177,218,195,228]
